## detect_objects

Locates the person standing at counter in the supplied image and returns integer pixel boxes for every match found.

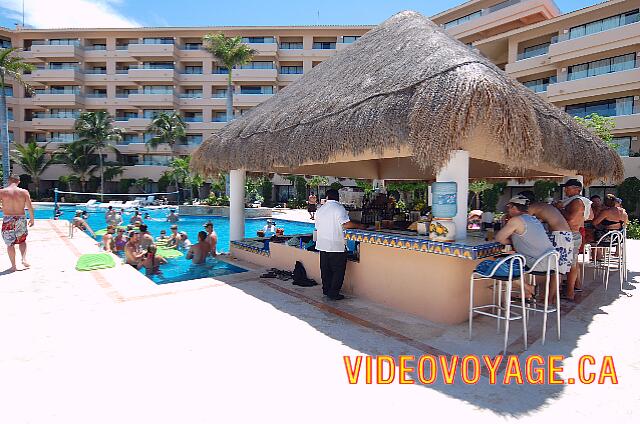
[315,189,365,301]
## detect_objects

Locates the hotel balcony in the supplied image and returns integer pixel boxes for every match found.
[178,45,208,59]
[30,43,83,60]
[177,94,210,107]
[505,51,555,78]
[277,73,302,83]
[31,113,79,129]
[547,67,640,103]
[245,42,278,56]
[127,67,176,82]
[82,69,109,82]
[439,0,558,41]
[83,46,108,59]
[27,68,83,83]
[113,142,149,154]
[231,68,277,82]
[622,156,640,180]
[233,93,274,107]
[548,21,640,64]
[613,114,640,134]
[127,43,178,59]
[184,121,214,131]
[31,91,84,106]
[120,117,152,131]
[127,92,177,107]
[178,72,209,83]
[121,165,169,181]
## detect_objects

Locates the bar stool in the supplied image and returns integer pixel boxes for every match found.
[582,230,623,290]
[469,254,528,353]
[518,250,560,345]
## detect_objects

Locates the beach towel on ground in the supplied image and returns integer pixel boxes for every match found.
[76,253,116,271]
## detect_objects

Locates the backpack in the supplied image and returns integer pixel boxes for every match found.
[292,261,317,287]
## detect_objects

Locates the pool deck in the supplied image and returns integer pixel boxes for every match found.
[0,217,639,423]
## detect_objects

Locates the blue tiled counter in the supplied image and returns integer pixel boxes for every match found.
[344,229,502,260]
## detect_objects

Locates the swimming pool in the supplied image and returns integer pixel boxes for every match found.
[24,205,315,284]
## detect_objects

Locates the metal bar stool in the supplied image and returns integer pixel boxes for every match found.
[469,254,528,353]
[516,250,560,345]
[583,231,623,290]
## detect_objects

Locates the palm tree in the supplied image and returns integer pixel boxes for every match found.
[468,180,493,210]
[202,33,255,122]
[11,139,54,198]
[74,111,122,200]
[146,112,186,200]
[58,140,97,192]
[1,48,35,186]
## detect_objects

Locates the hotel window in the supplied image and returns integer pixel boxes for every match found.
[48,62,79,70]
[313,42,336,50]
[212,88,227,98]
[121,134,140,144]
[116,111,138,120]
[142,155,172,165]
[565,97,634,118]
[182,88,203,98]
[49,132,77,142]
[569,9,639,39]
[240,86,273,95]
[142,62,174,69]
[184,65,203,74]
[87,43,106,50]
[46,109,80,118]
[519,42,550,60]
[213,66,229,74]
[7,109,13,120]
[3,86,13,96]
[280,41,303,49]
[142,37,174,44]
[443,10,482,29]
[568,53,636,81]
[143,109,173,118]
[48,39,80,46]
[613,137,632,157]
[212,112,228,122]
[239,61,274,69]
[342,36,360,44]
[183,42,202,50]
[241,37,275,44]
[185,134,203,145]
[183,111,203,122]
[280,66,303,75]
[142,85,173,94]
[0,39,11,48]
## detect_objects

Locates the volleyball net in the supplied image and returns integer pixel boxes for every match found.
[53,189,180,216]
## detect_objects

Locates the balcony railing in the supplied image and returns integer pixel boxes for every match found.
[85,45,107,51]
[83,69,107,74]
[212,92,227,98]
[115,93,136,98]
[239,62,274,70]
[212,116,228,122]
[115,45,129,50]
[34,89,81,95]
[516,43,550,61]
[184,117,203,122]
[33,112,80,119]
[213,68,229,74]
[443,0,524,28]
[115,116,138,121]
[181,43,203,50]
[86,93,107,98]
[312,42,336,50]
[179,93,203,98]
[129,64,175,70]
[551,10,639,44]
[280,42,303,50]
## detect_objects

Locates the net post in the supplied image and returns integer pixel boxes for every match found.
[53,189,59,219]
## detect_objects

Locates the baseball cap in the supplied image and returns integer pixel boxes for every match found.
[507,195,530,206]
[203,221,213,228]
[561,178,582,188]
[170,224,178,229]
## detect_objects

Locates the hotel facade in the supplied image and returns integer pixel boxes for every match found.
[1,0,638,199]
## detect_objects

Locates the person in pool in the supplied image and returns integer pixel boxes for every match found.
[167,209,179,223]
[166,224,180,248]
[143,212,151,220]
[130,211,143,225]
[203,221,218,257]
[177,232,192,250]
[137,244,167,276]
[138,224,154,250]
[156,229,169,242]
[186,231,210,264]
[102,226,116,253]
[114,228,127,252]
[124,231,145,266]
[72,210,96,237]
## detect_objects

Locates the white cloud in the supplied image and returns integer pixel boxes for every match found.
[0,0,140,28]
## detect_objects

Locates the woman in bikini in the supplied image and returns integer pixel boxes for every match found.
[113,228,127,252]
[593,194,628,242]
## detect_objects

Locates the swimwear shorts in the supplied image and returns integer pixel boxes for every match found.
[2,215,28,246]
[548,231,574,274]
[572,232,582,264]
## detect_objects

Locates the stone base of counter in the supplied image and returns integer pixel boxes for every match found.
[179,205,272,218]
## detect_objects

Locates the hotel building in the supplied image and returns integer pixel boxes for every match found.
[1,0,638,198]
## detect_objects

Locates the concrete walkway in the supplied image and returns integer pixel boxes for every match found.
[0,220,638,423]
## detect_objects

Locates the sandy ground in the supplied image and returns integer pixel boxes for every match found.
[0,218,638,424]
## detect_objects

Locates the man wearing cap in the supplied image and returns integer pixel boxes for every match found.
[555,179,591,300]
[203,221,218,257]
[496,195,556,297]
[0,174,34,271]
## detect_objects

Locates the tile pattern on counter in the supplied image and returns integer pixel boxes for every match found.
[231,239,270,257]
[344,229,502,260]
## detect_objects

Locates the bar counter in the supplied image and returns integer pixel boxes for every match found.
[231,228,501,324]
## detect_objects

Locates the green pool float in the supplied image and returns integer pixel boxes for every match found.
[156,247,184,259]
[76,253,116,271]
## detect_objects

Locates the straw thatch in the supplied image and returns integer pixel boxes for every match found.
[192,10,624,183]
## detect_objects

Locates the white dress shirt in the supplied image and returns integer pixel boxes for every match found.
[314,200,351,252]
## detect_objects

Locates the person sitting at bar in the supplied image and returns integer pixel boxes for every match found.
[518,191,573,276]
[593,194,628,241]
[495,195,556,298]
[314,189,366,301]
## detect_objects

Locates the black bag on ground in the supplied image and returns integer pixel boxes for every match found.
[292,261,317,287]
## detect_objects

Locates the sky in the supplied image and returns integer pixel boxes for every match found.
[0,0,606,29]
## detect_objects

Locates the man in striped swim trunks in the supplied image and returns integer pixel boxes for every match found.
[0,175,35,272]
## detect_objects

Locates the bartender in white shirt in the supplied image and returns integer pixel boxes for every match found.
[314,189,366,300]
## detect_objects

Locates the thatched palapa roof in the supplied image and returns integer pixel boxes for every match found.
[192,11,623,183]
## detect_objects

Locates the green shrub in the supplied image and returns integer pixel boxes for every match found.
[204,194,230,206]
[627,219,640,240]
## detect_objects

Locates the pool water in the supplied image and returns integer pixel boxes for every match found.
[25,205,315,284]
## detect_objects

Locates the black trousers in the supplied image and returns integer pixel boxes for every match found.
[319,251,348,297]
